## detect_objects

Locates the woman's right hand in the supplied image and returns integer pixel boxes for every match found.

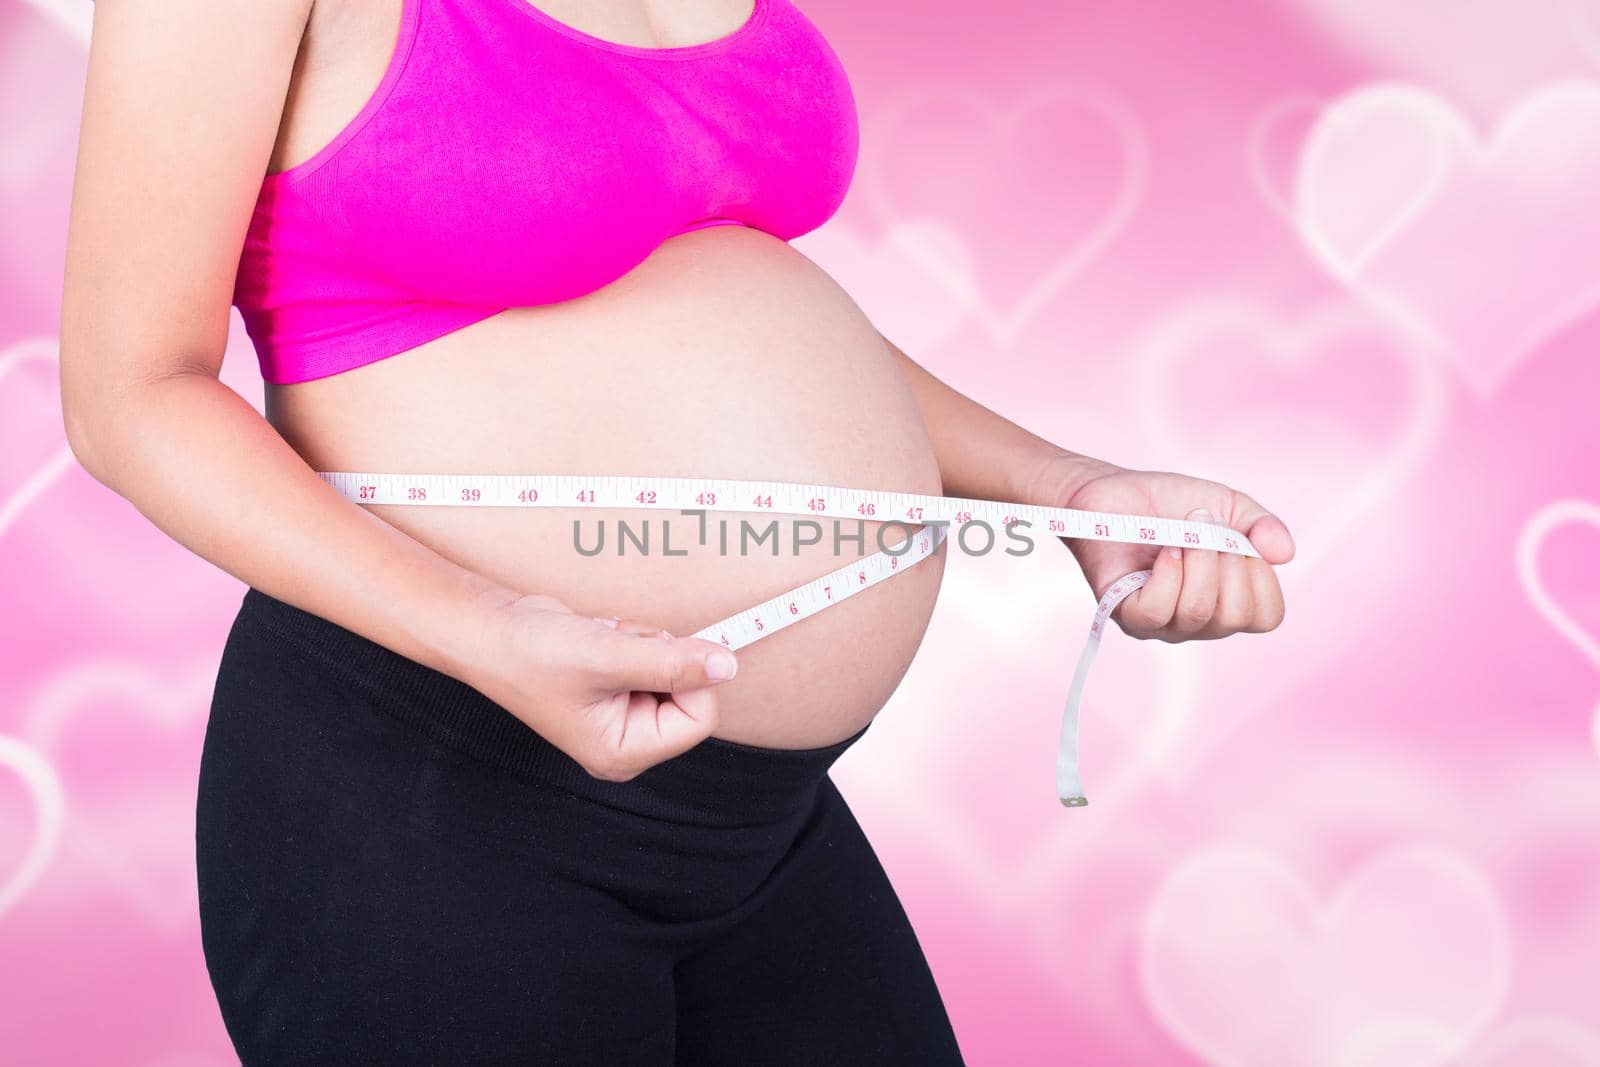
[460,590,740,782]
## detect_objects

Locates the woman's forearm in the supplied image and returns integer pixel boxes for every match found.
[64,369,514,681]
[879,331,1119,503]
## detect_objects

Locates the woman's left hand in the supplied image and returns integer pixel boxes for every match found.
[1034,460,1296,642]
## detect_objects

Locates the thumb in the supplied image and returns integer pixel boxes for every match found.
[1113,545,1183,636]
[1228,490,1295,565]
[593,632,740,694]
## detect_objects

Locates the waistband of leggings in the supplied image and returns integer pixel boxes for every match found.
[234,586,868,819]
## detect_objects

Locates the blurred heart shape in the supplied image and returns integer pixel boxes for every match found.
[1135,294,1444,579]
[1516,498,1600,673]
[0,733,65,917]
[22,658,217,931]
[0,337,74,540]
[1139,844,1511,1067]
[864,83,1148,345]
[1293,82,1600,397]
[1246,93,1326,223]
[1288,0,1597,114]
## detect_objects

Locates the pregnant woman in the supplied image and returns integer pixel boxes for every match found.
[59,0,1293,1062]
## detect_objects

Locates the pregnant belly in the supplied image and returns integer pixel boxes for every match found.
[267,224,948,748]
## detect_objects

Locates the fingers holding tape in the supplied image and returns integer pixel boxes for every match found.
[1171,508,1221,635]
[1116,549,1183,638]
[1208,550,1258,636]
[1244,555,1287,633]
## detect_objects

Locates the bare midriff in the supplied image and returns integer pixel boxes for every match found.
[267,224,948,748]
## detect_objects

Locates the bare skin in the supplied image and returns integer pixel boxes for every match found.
[60,0,1294,782]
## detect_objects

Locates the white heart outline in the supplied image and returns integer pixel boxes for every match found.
[15,0,92,45]
[861,81,1150,347]
[1135,293,1447,579]
[1138,843,1512,1067]
[1245,92,1327,223]
[0,337,75,540]
[1292,81,1600,396]
[1518,498,1600,673]
[1107,741,1600,1065]
[1294,82,1464,281]
[1516,498,1600,673]
[0,733,65,918]
[21,658,218,930]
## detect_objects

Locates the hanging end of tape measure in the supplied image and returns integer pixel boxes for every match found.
[1059,794,1088,808]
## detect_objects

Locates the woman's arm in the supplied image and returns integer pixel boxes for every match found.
[59,0,495,674]
[877,330,1118,506]
[60,0,735,781]
[879,329,1294,640]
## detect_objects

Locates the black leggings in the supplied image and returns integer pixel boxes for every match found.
[196,588,965,1065]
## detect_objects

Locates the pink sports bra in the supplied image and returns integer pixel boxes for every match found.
[232,0,859,384]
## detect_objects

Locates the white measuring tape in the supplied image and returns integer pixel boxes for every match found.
[317,471,1261,807]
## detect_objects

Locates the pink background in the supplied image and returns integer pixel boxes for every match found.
[5,0,1600,1063]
